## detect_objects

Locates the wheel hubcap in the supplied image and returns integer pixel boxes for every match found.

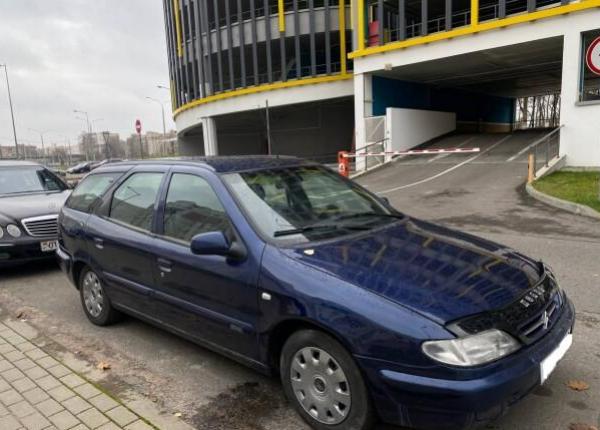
[82,272,104,318]
[290,347,351,425]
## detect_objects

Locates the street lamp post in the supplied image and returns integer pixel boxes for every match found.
[145,96,166,135]
[28,128,48,164]
[73,109,91,133]
[0,64,19,158]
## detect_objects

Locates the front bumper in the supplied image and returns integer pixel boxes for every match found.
[358,298,575,430]
[0,238,58,267]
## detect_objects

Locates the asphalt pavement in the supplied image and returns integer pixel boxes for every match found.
[0,130,599,430]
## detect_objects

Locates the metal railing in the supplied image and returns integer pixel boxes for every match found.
[527,126,563,181]
[354,137,389,173]
[385,0,566,44]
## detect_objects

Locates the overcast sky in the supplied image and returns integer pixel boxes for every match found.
[0,0,175,148]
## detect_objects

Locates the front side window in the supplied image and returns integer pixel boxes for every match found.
[109,173,163,232]
[223,166,401,244]
[66,173,121,213]
[0,167,67,196]
[163,174,230,243]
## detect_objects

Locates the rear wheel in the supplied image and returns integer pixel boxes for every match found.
[79,267,121,326]
[280,330,375,430]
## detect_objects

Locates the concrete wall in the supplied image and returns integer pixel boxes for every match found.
[214,97,354,162]
[386,108,456,152]
[560,23,600,167]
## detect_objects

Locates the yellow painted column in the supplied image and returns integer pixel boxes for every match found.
[339,0,347,74]
[173,0,183,57]
[357,0,365,51]
[278,0,286,32]
[471,0,479,26]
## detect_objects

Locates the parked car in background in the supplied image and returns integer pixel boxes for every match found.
[89,159,123,171]
[67,162,92,175]
[0,160,71,267]
[57,157,574,430]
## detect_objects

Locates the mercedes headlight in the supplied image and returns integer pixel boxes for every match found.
[422,329,520,366]
[6,224,22,238]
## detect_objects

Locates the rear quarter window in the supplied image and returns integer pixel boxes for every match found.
[66,173,122,213]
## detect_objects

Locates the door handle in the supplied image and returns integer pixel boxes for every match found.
[94,238,104,250]
[157,258,172,273]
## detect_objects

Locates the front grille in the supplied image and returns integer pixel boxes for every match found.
[455,269,563,345]
[21,215,59,238]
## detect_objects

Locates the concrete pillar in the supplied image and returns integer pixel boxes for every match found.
[559,28,600,167]
[354,73,373,171]
[202,117,218,156]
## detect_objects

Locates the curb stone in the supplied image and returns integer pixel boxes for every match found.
[526,182,600,220]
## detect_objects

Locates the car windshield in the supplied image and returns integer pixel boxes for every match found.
[223,165,403,244]
[0,167,68,196]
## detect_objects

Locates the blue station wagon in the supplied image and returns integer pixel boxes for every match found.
[57,157,574,430]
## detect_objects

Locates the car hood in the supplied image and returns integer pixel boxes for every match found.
[281,217,542,325]
[0,191,70,224]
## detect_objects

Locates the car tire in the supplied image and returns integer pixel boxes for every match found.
[280,329,375,430]
[79,267,121,326]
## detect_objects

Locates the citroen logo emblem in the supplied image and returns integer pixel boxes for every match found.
[542,311,550,330]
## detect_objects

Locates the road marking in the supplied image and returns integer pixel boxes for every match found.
[506,132,547,162]
[427,136,476,163]
[377,134,513,194]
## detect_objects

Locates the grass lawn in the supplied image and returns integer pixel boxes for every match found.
[533,171,600,213]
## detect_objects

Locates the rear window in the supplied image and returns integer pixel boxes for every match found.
[66,173,121,213]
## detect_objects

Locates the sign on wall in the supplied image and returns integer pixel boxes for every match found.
[585,36,600,76]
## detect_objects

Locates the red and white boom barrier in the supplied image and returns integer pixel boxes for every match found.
[337,147,481,177]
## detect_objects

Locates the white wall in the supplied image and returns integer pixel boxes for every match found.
[560,21,600,167]
[386,108,456,153]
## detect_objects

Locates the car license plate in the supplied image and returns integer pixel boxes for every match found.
[540,332,572,384]
[40,241,58,253]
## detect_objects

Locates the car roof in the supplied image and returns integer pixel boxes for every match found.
[0,160,42,168]
[94,155,317,174]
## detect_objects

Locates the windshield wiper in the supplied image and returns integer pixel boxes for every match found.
[273,224,370,237]
[332,212,405,221]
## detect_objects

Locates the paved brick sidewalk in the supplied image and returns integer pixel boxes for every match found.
[0,321,156,430]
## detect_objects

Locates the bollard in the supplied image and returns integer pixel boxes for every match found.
[527,153,535,184]
[338,151,349,177]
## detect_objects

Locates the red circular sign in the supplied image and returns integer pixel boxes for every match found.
[585,36,600,76]
[135,119,142,134]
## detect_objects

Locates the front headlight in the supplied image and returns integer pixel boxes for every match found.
[6,224,22,238]
[422,329,521,367]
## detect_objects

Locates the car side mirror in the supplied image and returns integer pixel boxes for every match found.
[381,196,391,206]
[190,231,246,260]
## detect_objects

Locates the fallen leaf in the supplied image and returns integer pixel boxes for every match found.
[96,361,111,371]
[15,310,27,319]
[567,380,590,391]
[174,412,182,417]
[569,423,598,430]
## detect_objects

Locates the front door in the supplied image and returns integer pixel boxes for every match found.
[151,170,260,360]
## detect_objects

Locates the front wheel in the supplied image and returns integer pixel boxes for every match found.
[79,267,121,326]
[280,330,375,430]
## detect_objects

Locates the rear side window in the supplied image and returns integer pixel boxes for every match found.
[109,173,163,232]
[66,173,121,213]
[163,174,230,243]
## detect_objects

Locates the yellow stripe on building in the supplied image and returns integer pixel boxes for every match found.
[173,0,183,57]
[278,0,286,32]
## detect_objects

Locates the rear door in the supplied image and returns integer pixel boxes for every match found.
[150,168,261,360]
[60,171,124,262]
[86,167,167,316]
